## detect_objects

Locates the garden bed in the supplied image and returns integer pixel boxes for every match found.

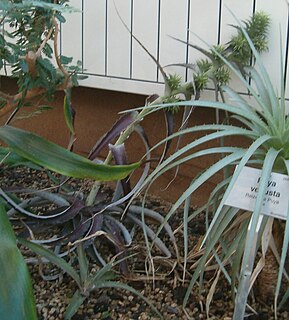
[1,166,288,320]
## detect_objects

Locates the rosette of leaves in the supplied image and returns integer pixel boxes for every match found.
[18,238,162,319]
[0,107,177,317]
[132,14,289,320]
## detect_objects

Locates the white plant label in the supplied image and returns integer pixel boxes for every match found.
[225,166,289,220]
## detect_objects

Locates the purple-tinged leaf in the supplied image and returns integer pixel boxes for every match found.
[105,215,132,246]
[0,188,84,222]
[83,214,104,248]
[95,125,151,213]
[104,217,129,275]
[104,217,125,248]
[135,125,150,152]
[43,200,85,225]
[109,143,128,166]
[19,214,92,246]
[7,196,45,217]
[87,214,104,237]
[109,143,131,197]
[88,112,138,160]
[62,218,92,245]
[4,187,69,207]
[86,244,107,266]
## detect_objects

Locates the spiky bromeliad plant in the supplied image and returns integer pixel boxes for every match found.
[130,15,289,320]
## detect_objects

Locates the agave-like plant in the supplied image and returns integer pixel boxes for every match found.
[18,237,162,320]
[131,13,289,320]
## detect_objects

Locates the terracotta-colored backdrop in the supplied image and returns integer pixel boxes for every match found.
[0,78,247,206]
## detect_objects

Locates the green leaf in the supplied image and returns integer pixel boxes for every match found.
[60,55,73,65]
[64,89,75,135]
[18,238,81,287]
[0,146,41,169]
[77,244,89,285]
[0,125,140,181]
[64,290,86,320]
[19,59,29,73]
[234,148,280,319]
[0,204,37,320]
[55,13,66,23]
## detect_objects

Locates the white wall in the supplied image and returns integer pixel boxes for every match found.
[3,1,289,99]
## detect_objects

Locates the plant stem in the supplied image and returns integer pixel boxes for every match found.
[85,85,192,206]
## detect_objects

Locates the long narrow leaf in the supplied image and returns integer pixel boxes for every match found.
[233,148,280,320]
[183,206,239,308]
[18,237,81,287]
[63,89,75,136]
[0,125,140,181]
[64,290,86,320]
[275,159,289,313]
[202,135,272,244]
[0,204,37,320]
[88,112,138,160]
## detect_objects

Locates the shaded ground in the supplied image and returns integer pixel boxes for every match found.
[1,166,288,320]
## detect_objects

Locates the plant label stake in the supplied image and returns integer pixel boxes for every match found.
[224,166,289,319]
[225,166,289,221]
[233,214,264,320]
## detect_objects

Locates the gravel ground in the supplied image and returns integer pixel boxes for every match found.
[1,165,289,320]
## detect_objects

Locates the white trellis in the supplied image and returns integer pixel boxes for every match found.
[3,1,289,98]
[60,0,289,97]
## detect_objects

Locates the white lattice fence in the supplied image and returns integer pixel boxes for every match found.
[2,1,289,98]
[59,0,289,98]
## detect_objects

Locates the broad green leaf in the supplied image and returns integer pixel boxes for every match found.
[0,125,140,181]
[0,146,41,169]
[0,204,37,320]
